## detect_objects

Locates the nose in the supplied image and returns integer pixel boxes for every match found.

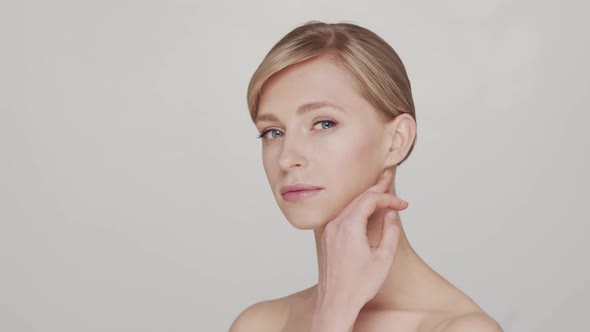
[278,133,308,171]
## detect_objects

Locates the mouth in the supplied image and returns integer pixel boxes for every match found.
[280,184,324,203]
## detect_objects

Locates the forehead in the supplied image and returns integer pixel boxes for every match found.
[257,56,366,117]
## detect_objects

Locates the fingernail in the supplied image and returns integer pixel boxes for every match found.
[386,211,396,220]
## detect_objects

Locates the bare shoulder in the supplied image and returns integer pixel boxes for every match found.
[228,296,291,332]
[436,312,503,332]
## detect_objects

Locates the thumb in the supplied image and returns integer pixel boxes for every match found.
[375,211,401,260]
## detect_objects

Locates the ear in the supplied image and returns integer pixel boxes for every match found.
[383,113,416,168]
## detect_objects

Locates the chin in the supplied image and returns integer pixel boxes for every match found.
[272,188,349,230]
[278,204,339,230]
[285,217,326,230]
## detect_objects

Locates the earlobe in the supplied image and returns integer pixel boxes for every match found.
[383,113,416,167]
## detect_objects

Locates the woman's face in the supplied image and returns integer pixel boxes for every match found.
[255,55,394,230]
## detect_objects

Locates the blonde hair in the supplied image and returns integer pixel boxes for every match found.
[247,20,417,164]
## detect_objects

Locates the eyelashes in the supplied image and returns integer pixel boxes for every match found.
[257,120,337,140]
[257,129,283,140]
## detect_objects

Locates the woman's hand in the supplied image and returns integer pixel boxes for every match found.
[315,169,409,312]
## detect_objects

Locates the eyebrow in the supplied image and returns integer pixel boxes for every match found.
[255,101,344,124]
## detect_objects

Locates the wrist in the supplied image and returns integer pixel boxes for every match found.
[310,298,362,332]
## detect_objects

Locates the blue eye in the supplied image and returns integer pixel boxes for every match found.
[257,129,284,140]
[314,120,336,130]
[256,120,337,141]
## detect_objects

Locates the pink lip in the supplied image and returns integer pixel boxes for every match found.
[280,184,324,202]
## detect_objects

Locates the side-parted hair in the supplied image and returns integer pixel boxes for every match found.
[247,20,417,165]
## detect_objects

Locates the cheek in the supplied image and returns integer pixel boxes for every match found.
[316,131,382,177]
[312,133,383,214]
[261,147,280,187]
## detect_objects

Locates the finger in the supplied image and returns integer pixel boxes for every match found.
[367,168,394,194]
[374,211,401,260]
[346,192,408,229]
[340,170,397,217]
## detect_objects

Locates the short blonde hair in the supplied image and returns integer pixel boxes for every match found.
[247,20,417,164]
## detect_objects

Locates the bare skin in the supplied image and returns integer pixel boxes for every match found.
[230,55,502,332]
[230,180,498,332]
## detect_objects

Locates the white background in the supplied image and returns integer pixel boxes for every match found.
[1,1,588,331]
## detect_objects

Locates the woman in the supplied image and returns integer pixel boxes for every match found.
[230,21,503,332]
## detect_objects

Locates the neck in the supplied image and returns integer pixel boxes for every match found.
[312,209,456,312]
